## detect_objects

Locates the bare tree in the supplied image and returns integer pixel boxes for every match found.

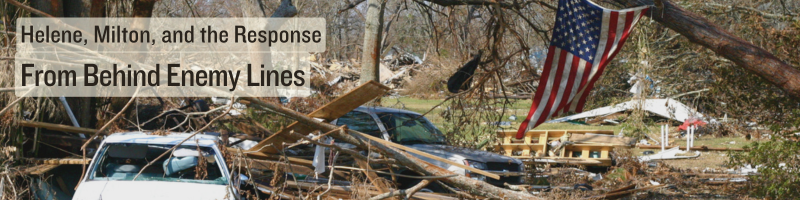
[360,0,386,85]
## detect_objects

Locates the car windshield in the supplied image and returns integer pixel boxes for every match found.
[90,143,227,185]
[377,112,446,145]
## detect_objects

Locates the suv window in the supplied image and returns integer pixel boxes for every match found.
[376,112,446,145]
[336,111,383,138]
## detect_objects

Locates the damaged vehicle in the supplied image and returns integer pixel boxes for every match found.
[73,132,238,200]
[332,107,526,191]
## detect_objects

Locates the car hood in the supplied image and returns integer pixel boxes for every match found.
[73,181,234,200]
[407,144,521,164]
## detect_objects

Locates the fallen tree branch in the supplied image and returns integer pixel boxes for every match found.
[704,3,796,20]
[614,0,800,98]
[670,88,710,99]
[339,0,366,14]
[19,121,100,135]
[133,102,234,180]
[4,0,55,18]
[369,179,430,200]
[0,87,34,116]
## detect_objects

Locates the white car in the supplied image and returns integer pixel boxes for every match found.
[73,132,238,200]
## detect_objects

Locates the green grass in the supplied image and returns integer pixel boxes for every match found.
[381,97,624,137]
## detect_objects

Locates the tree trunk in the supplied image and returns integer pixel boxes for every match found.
[360,0,386,85]
[614,0,800,98]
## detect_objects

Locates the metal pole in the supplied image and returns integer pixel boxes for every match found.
[686,126,692,152]
[58,96,85,138]
[692,125,697,147]
[661,125,665,151]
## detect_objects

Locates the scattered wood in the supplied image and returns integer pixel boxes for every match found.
[570,133,635,146]
[285,180,458,200]
[230,86,540,199]
[19,121,100,135]
[591,184,667,199]
[353,130,501,180]
[27,158,91,165]
[24,164,60,175]
[247,80,390,154]
[356,159,392,194]
[497,130,628,166]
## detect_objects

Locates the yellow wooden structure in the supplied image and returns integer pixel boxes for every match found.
[496,130,632,166]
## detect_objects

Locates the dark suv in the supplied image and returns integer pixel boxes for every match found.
[332,106,525,188]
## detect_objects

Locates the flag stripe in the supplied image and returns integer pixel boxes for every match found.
[517,46,557,138]
[555,56,581,116]
[525,49,562,133]
[542,51,575,126]
[516,0,648,139]
[566,9,613,113]
[574,10,620,112]
[533,50,568,127]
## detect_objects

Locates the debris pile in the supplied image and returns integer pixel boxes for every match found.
[310,48,428,95]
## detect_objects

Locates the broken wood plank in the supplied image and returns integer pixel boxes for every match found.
[19,120,101,135]
[247,80,390,154]
[236,149,315,166]
[606,184,636,194]
[352,130,501,180]
[28,158,91,165]
[356,159,392,194]
[592,184,666,200]
[25,164,60,175]
[232,87,541,199]
[285,180,459,200]
[569,134,635,146]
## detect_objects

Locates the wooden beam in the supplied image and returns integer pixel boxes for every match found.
[591,184,666,200]
[236,149,316,166]
[19,121,100,135]
[352,131,501,180]
[25,164,60,175]
[285,180,459,200]
[28,158,91,165]
[248,80,390,154]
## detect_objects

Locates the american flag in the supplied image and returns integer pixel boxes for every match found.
[517,0,649,139]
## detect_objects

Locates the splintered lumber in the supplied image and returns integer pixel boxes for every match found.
[606,184,636,194]
[637,144,747,151]
[353,131,501,180]
[235,149,315,166]
[356,159,392,194]
[29,158,91,165]
[25,164,60,175]
[19,120,101,135]
[233,88,540,199]
[247,80,390,154]
[285,181,459,200]
[570,133,635,146]
[591,184,666,199]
